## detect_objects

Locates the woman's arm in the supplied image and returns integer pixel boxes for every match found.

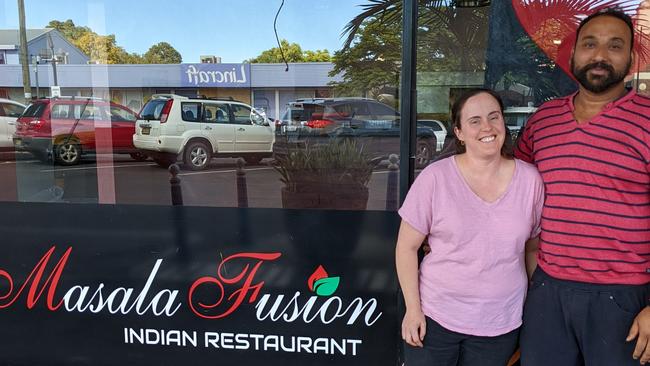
[396,220,427,347]
[525,236,539,281]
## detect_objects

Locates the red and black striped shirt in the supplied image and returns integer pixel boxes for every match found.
[515,90,650,285]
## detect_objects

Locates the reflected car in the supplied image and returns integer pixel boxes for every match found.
[415,119,448,152]
[0,98,26,151]
[275,98,437,168]
[134,94,275,171]
[13,97,145,165]
[504,106,537,141]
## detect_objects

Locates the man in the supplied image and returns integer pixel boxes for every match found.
[515,8,650,366]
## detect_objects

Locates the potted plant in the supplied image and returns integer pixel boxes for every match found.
[273,138,376,210]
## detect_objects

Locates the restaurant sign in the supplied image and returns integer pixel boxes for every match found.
[0,203,399,365]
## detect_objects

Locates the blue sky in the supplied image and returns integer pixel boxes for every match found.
[1,0,369,62]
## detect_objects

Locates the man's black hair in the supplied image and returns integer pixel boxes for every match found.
[576,8,634,48]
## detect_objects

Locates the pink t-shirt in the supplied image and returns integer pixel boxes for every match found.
[399,156,544,336]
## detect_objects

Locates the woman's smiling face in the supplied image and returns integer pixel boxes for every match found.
[454,92,506,159]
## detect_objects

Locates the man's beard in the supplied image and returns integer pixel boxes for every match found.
[571,58,631,93]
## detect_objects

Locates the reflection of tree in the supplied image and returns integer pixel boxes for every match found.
[47,19,183,64]
[334,1,489,96]
[340,0,578,105]
[343,0,489,72]
[247,40,331,63]
[330,19,401,97]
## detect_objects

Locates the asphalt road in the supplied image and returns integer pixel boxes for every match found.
[0,153,399,211]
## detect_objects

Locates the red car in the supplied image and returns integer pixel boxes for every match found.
[13,97,146,165]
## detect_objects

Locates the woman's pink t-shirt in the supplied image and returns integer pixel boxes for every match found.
[399,156,544,336]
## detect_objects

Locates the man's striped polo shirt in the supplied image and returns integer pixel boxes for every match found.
[515,89,650,285]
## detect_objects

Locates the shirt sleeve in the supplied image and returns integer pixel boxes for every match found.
[398,169,435,236]
[530,169,545,239]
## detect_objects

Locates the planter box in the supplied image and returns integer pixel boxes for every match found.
[281,185,369,210]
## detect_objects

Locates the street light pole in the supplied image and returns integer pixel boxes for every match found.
[32,55,39,98]
[47,32,58,86]
[17,0,31,102]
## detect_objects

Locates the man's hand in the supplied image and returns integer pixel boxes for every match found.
[402,308,426,348]
[627,306,650,364]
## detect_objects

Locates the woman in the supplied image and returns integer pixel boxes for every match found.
[396,89,544,366]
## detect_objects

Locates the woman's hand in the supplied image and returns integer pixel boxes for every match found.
[402,308,426,347]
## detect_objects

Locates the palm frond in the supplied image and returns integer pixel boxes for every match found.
[342,0,450,49]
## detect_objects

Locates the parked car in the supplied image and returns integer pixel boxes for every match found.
[133,94,275,170]
[504,106,537,141]
[276,98,437,168]
[415,119,448,152]
[0,98,26,151]
[13,97,145,165]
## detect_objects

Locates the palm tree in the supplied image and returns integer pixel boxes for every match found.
[342,0,489,71]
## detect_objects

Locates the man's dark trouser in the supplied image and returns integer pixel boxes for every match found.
[520,267,648,366]
[405,317,519,366]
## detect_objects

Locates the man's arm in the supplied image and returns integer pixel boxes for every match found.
[627,305,650,364]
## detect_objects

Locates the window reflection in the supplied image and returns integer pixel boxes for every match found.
[1,0,407,210]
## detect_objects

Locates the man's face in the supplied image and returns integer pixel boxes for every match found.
[571,15,633,93]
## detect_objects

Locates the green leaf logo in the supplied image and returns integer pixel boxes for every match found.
[313,277,340,296]
[307,265,340,296]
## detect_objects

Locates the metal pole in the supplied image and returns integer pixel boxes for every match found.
[236,158,249,208]
[17,0,31,102]
[32,55,39,98]
[169,164,183,206]
[399,0,418,204]
[386,154,399,211]
[47,32,58,86]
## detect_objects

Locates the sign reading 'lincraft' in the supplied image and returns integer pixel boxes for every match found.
[180,63,251,88]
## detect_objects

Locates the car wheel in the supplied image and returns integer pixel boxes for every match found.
[55,142,81,165]
[244,155,263,165]
[130,152,148,162]
[415,139,433,169]
[183,141,211,171]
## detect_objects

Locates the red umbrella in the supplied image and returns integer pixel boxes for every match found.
[511,0,650,77]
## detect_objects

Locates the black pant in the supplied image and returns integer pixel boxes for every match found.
[404,317,519,366]
[520,267,649,366]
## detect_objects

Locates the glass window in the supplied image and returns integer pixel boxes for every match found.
[181,102,201,122]
[76,105,108,120]
[22,103,46,118]
[139,99,167,121]
[230,104,252,125]
[51,104,72,119]
[369,102,399,117]
[2,103,24,117]
[203,103,230,123]
[110,106,136,122]
[4,0,404,211]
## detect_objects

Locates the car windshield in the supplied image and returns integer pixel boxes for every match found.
[21,103,46,118]
[139,99,167,120]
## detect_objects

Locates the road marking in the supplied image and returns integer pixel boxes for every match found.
[0,160,39,165]
[39,163,157,173]
[179,166,274,176]
[179,167,391,176]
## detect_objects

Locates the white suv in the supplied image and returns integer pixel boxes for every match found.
[0,98,25,150]
[133,94,274,170]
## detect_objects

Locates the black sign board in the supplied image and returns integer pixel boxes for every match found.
[0,203,399,366]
